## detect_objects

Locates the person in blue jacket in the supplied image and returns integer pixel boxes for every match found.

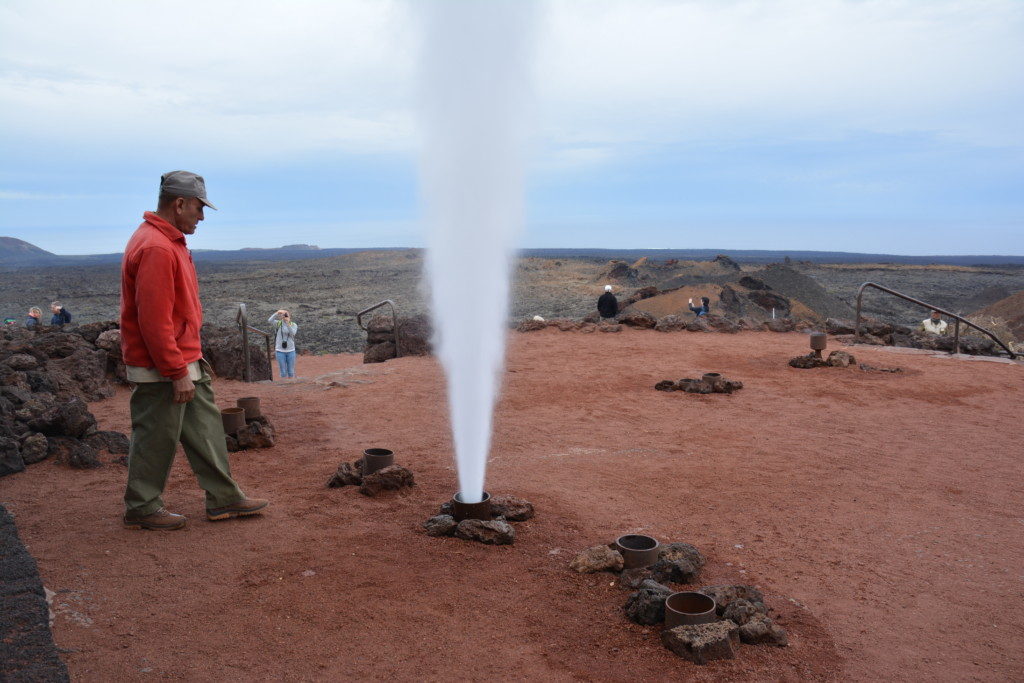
[50,301,72,326]
[688,296,710,318]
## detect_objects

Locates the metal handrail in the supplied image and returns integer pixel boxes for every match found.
[235,303,275,382]
[854,282,1017,359]
[356,299,400,357]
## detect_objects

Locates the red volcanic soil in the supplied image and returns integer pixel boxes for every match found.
[4,330,1023,681]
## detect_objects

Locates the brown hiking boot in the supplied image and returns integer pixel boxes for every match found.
[206,497,269,521]
[123,507,187,530]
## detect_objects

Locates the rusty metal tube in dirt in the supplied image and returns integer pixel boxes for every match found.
[221,408,246,436]
[362,448,395,476]
[810,333,827,351]
[615,534,660,569]
[665,592,717,628]
[236,396,261,420]
[452,491,492,522]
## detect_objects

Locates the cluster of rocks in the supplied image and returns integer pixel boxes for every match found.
[570,541,787,665]
[518,313,804,335]
[1,321,277,477]
[421,495,534,545]
[788,350,856,369]
[1,324,130,477]
[655,374,743,394]
[827,318,1000,356]
[362,314,432,364]
[327,458,416,497]
[225,415,277,452]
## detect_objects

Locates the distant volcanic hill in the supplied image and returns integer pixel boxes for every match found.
[0,236,56,265]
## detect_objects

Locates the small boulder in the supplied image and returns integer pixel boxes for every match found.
[624,581,673,625]
[789,353,827,369]
[225,434,240,452]
[598,323,622,333]
[20,433,49,465]
[617,311,657,329]
[423,514,457,537]
[84,430,130,455]
[236,420,275,449]
[686,318,711,332]
[699,585,765,615]
[655,315,687,332]
[489,494,534,521]
[826,350,856,367]
[455,518,515,545]
[661,620,740,664]
[47,436,101,469]
[358,464,415,496]
[363,341,397,364]
[5,354,38,370]
[327,459,364,488]
[517,319,547,332]
[765,319,796,333]
[650,542,705,583]
[722,598,768,625]
[570,545,624,573]
[654,380,676,392]
[738,615,788,646]
[0,438,25,477]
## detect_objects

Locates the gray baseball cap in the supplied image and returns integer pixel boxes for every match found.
[159,170,218,210]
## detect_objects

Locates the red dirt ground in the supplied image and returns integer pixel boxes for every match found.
[3,330,1023,681]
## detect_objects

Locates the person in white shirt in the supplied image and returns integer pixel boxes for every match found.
[920,310,948,335]
[268,309,299,378]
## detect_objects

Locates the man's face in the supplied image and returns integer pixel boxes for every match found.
[50,305,59,314]
[931,312,941,321]
[173,197,205,235]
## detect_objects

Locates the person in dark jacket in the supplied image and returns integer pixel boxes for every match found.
[597,285,618,322]
[49,301,72,326]
[26,306,42,328]
[688,296,710,318]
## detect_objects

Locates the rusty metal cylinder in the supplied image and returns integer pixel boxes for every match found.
[664,592,717,628]
[362,448,395,476]
[615,534,660,569]
[451,491,492,522]
[220,407,246,436]
[810,333,827,351]
[236,396,261,420]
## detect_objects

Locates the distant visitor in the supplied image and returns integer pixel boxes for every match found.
[597,284,618,322]
[688,296,710,318]
[920,310,948,335]
[49,300,72,326]
[26,306,42,328]
[269,309,298,379]
[119,170,268,530]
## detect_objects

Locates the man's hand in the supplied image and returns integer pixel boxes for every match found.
[172,376,195,403]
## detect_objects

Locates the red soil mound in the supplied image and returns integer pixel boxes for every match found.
[974,289,1024,340]
[3,331,1022,680]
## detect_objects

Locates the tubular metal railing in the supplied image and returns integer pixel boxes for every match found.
[356,299,400,357]
[854,282,1017,359]
[235,303,275,382]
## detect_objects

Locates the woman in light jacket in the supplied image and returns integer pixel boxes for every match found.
[268,309,298,379]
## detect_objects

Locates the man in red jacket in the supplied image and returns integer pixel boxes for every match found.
[120,171,267,530]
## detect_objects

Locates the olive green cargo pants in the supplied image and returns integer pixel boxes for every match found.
[123,374,244,516]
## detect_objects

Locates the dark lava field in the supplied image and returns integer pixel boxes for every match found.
[2,249,1021,354]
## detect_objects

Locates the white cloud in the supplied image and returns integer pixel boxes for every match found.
[0,0,1021,167]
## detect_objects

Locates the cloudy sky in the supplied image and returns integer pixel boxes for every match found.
[1,0,1021,255]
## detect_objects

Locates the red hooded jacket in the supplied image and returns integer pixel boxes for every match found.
[120,212,203,380]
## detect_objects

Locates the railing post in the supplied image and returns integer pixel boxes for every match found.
[953,319,961,356]
[854,285,865,343]
[238,303,251,383]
